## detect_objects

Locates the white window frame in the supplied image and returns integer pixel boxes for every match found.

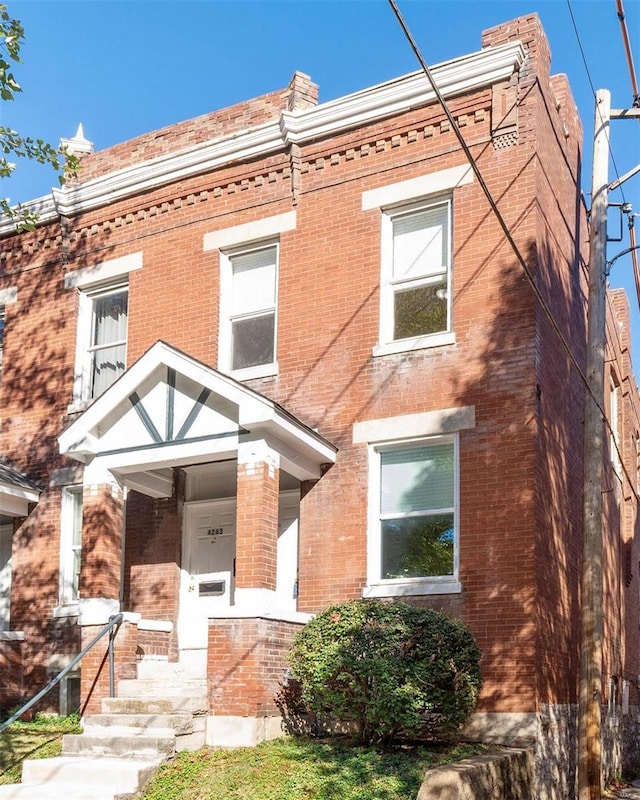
[365,434,461,597]
[218,239,279,380]
[72,281,129,408]
[65,252,140,412]
[375,196,453,357]
[56,486,83,615]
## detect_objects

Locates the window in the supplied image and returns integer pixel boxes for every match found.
[220,242,278,377]
[65,252,140,409]
[88,286,128,398]
[75,284,128,402]
[382,199,451,346]
[368,436,459,595]
[59,487,83,607]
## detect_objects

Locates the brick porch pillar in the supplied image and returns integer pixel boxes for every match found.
[235,439,280,611]
[79,480,124,601]
[77,472,130,714]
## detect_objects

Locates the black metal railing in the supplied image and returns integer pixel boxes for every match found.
[0,612,124,734]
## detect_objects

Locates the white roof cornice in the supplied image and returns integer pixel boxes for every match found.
[0,41,524,236]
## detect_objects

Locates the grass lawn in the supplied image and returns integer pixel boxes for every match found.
[142,737,491,800]
[0,714,81,785]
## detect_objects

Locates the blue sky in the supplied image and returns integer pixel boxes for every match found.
[2,0,640,362]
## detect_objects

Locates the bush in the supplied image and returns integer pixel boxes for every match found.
[287,599,481,745]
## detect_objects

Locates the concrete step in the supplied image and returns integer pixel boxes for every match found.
[102,694,207,715]
[117,678,207,699]
[21,756,160,794]
[63,733,176,759]
[83,712,193,736]
[0,782,118,800]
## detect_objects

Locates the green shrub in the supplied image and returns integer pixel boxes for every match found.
[287,599,481,745]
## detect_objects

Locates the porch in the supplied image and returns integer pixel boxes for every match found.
[57,340,337,742]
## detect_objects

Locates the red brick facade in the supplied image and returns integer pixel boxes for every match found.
[0,14,639,795]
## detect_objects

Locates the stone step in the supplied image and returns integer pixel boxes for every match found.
[21,756,160,794]
[0,782,118,800]
[102,695,207,716]
[117,678,207,699]
[63,733,176,759]
[83,712,193,736]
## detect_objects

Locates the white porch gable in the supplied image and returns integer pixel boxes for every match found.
[59,341,337,497]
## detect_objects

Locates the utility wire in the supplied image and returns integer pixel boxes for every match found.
[387,0,639,502]
[566,0,627,204]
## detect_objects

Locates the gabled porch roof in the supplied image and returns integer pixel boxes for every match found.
[58,341,337,497]
[0,461,41,517]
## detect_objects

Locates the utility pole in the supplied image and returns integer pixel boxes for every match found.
[578,88,610,800]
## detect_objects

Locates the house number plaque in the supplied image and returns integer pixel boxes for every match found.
[206,527,224,537]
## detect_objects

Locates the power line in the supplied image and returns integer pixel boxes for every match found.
[566,0,627,204]
[387,0,639,503]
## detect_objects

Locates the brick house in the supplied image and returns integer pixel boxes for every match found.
[0,14,638,798]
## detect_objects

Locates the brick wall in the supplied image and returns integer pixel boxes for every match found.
[207,617,302,717]
[0,14,636,738]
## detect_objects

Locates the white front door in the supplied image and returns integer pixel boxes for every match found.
[0,524,12,631]
[179,499,236,651]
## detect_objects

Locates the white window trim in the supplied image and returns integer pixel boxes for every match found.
[362,164,473,211]
[218,239,279,380]
[363,166,474,359]
[375,196,454,357]
[55,486,83,617]
[203,211,296,251]
[365,434,461,598]
[64,252,142,290]
[66,254,139,412]
[69,281,129,411]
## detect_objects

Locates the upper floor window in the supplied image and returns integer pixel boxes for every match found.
[65,253,140,410]
[87,285,128,399]
[220,241,278,378]
[381,199,451,347]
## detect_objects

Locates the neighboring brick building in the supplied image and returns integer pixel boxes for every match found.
[0,14,638,799]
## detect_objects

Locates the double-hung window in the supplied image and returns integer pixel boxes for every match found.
[87,285,128,399]
[382,199,451,346]
[59,486,83,607]
[369,435,459,594]
[221,241,278,377]
[65,252,141,409]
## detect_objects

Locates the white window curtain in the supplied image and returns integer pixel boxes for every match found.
[90,290,128,398]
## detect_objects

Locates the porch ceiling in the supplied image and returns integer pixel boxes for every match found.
[58,341,337,496]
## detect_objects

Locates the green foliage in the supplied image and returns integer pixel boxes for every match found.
[142,738,491,800]
[0,713,82,784]
[288,599,482,745]
[0,3,79,229]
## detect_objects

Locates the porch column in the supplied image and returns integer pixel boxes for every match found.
[79,478,124,601]
[235,439,279,610]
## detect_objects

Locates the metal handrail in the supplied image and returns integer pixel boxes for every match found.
[0,612,124,734]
